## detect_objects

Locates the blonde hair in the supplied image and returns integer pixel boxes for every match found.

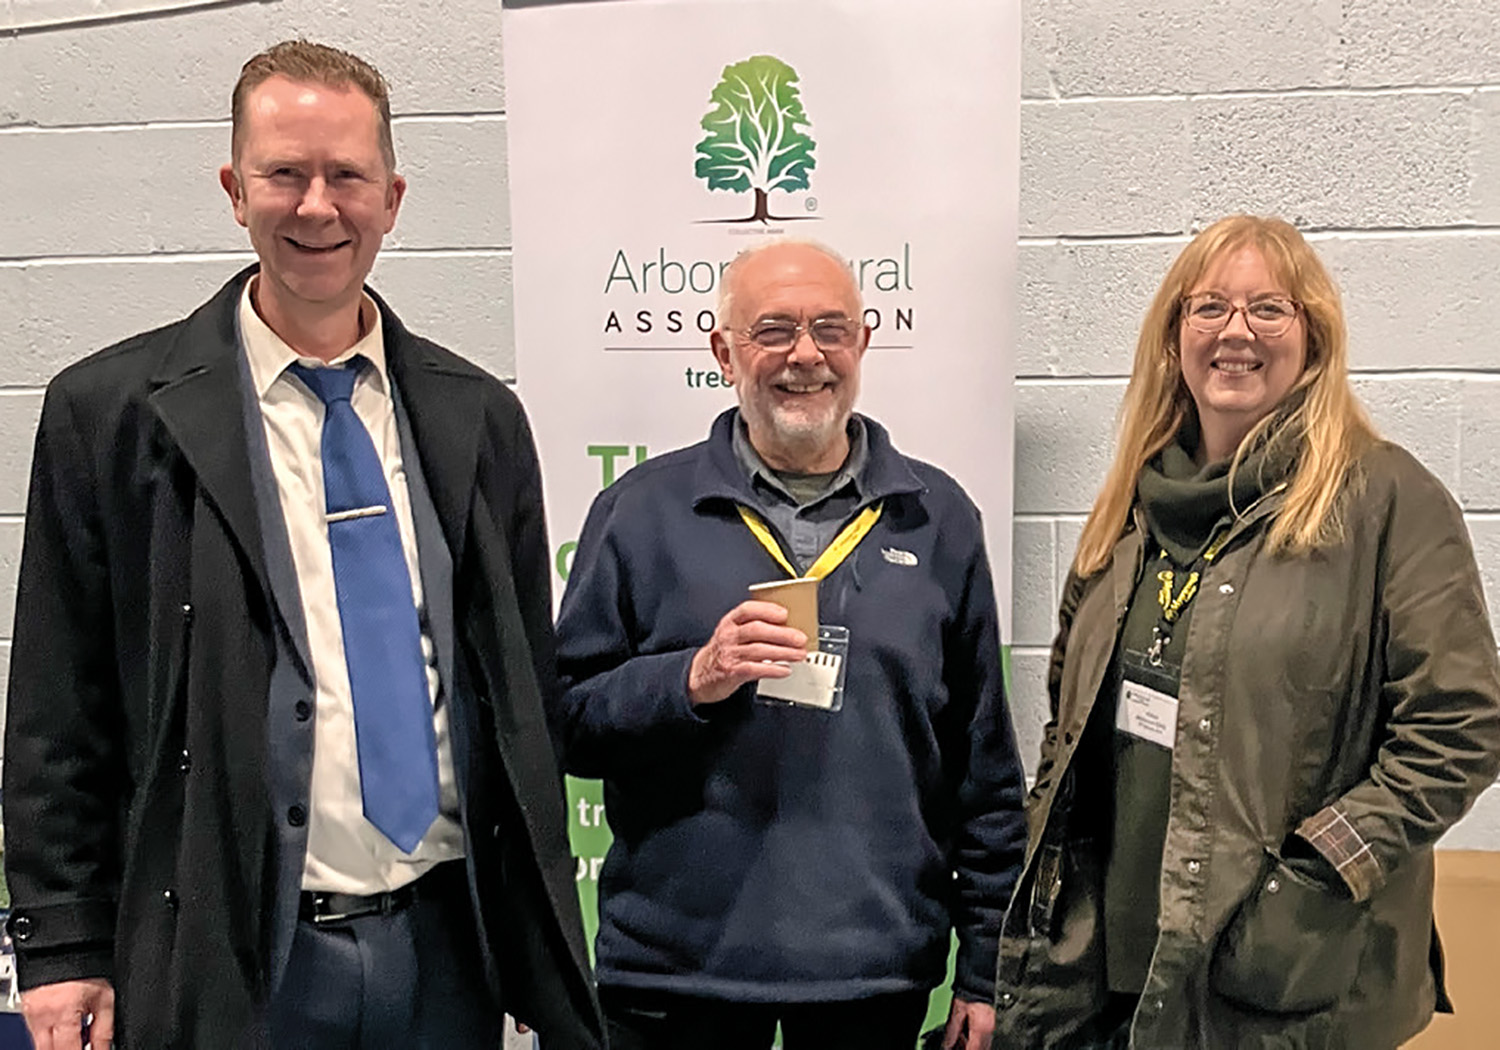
[231,40,396,171]
[1072,215,1377,577]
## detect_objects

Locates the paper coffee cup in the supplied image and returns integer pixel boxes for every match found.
[748,576,819,642]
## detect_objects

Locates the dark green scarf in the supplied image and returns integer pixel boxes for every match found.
[1136,412,1291,564]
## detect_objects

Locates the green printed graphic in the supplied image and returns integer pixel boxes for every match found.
[567,775,609,962]
[695,55,817,224]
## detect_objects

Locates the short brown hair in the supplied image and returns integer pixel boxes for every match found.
[230,40,396,170]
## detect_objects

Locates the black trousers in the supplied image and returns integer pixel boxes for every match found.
[599,985,930,1050]
[268,861,504,1049]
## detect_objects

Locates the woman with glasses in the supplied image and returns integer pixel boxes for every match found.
[992,214,1500,1049]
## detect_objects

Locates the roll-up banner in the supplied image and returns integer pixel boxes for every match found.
[502,0,1020,1029]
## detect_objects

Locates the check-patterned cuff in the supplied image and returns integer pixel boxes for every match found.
[1296,805,1384,902]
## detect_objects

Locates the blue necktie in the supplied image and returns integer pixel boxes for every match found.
[289,359,440,854]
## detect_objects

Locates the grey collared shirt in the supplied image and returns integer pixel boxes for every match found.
[731,413,870,574]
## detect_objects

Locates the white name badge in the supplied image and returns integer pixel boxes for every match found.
[757,649,842,709]
[756,624,851,711]
[1116,678,1179,750]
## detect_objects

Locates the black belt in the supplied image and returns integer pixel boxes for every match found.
[298,861,457,926]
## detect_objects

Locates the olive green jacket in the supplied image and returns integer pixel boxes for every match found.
[994,442,1500,1049]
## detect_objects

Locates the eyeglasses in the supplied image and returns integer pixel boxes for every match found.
[1181,294,1301,337]
[734,318,864,354]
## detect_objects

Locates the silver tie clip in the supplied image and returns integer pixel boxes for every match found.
[326,505,388,523]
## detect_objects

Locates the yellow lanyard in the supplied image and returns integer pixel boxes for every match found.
[736,501,884,580]
[1154,526,1233,624]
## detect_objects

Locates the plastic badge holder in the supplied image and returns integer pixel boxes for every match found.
[756,624,850,712]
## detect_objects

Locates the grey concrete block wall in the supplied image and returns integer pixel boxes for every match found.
[0,0,506,122]
[0,6,518,777]
[1018,0,1500,844]
[0,118,506,256]
[3,1,1499,849]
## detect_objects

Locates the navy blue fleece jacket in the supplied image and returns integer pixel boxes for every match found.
[553,410,1026,1003]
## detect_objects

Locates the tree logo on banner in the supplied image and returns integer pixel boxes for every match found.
[694,55,819,225]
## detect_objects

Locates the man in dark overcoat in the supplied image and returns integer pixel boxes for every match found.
[2,40,602,1050]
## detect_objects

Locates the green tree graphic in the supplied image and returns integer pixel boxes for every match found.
[695,55,817,224]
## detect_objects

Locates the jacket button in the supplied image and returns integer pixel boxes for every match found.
[1267,877,1281,894]
[288,804,307,827]
[178,749,191,773]
[998,991,1015,1009]
[294,700,312,721]
[1186,859,1201,874]
[1199,717,1211,732]
[162,889,177,909]
[9,915,32,941]
[1218,583,1234,595]
[492,824,502,840]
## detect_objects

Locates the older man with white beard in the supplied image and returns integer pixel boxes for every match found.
[551,240,1026,1050]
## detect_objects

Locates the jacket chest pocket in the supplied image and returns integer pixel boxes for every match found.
[1228,556,1364,697]
[1219,564,1365,818]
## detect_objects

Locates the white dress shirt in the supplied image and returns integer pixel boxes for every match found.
[239,280,463,894]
